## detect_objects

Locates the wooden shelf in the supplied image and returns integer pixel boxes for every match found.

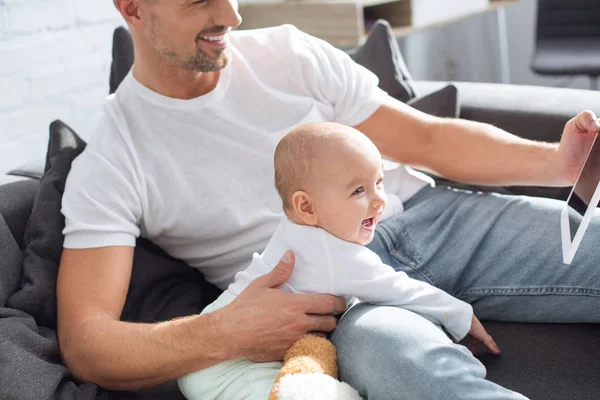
[360,0,403,7]
[238,1,364,47]
[237,0,520,47]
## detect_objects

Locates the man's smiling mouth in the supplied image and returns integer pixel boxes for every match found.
[199,34,225,41]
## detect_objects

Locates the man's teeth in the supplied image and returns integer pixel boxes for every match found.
[200,35,225,41]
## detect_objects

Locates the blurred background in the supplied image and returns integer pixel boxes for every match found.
[0,0,595,174]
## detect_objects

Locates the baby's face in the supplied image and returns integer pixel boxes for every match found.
[309,140,387,245]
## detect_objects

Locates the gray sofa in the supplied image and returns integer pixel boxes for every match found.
[2,25,600,400]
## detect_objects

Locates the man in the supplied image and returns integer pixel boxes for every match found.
[56,0,600,398]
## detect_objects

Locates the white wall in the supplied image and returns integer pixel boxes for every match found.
[0,0,123,174]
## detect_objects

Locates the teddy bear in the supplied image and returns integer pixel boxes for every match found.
[268,334,363,400]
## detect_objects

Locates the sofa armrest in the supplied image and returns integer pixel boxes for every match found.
[411,80,600,143]
[8,158,45,180]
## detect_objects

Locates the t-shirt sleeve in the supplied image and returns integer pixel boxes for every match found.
[292,26,389,127]
[328,241,474,341]
[61,116,143,249]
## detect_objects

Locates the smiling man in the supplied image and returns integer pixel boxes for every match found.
[56,0,600,399]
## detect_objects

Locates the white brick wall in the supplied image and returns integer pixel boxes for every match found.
[0,0,124,174]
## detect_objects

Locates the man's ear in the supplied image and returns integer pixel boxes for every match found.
[116,0,143,25]
[291,191,318,226]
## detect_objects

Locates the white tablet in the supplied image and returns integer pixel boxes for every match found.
[561,132,600,264]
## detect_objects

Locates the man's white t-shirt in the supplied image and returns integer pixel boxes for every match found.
[62,25,430,289]
[228,217,473,341]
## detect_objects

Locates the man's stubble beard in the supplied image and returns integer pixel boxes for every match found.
[180,47,228,72]
[149,11,228,73]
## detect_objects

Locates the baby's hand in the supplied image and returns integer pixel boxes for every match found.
[467,315,501,355]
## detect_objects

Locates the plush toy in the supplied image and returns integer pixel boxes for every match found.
[269,334,363,400]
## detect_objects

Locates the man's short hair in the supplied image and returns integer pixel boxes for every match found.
[113,0,159,7]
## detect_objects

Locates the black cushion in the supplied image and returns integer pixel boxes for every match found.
[7,120,87,328]
[407,84,460,118]
[110,26,134,94]
[348,19,416,103]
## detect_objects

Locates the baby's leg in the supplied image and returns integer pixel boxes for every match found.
[243,362,283,399]
[178,291,281,400]
[178,358,281,400]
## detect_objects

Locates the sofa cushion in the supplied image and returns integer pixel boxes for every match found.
[0,213,22,306]
[0,178,39,249]
[110,26,134,94]
[348,19,416,103]
[476,321,600,400]
[8,157,45,180]
[7,120,86,328]
[407,84,460,118]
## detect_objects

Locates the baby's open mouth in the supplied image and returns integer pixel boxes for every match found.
[362,217,374,228]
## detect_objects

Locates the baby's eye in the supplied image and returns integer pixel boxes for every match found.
[376,178,383,186]
[352,187,365,196]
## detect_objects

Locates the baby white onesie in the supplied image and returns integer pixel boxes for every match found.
[229,216,473,340]
[177,217,473,400]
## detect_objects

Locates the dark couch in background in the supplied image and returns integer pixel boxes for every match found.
[1,21,600,400]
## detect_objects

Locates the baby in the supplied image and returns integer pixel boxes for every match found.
[178,122,495,400]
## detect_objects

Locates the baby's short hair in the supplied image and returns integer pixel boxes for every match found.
[274,122,347,210]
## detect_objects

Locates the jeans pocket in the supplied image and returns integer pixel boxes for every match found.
[378,217,420,267]
[369,218,437,286]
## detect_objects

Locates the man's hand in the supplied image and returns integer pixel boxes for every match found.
[467,315,501,355]
[213,251,347,362]
[557,110,600,185]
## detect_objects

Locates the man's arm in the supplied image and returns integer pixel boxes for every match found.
[57,249,344,390]
[57,246,226,390]
[355,95,599,187]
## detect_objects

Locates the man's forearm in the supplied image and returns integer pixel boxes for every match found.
[60,311,232,391]
[423,118,567,187]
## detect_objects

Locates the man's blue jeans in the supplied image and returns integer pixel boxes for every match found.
[331,185,600,399]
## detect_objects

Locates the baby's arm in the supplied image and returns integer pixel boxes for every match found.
[331,247,473,341]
